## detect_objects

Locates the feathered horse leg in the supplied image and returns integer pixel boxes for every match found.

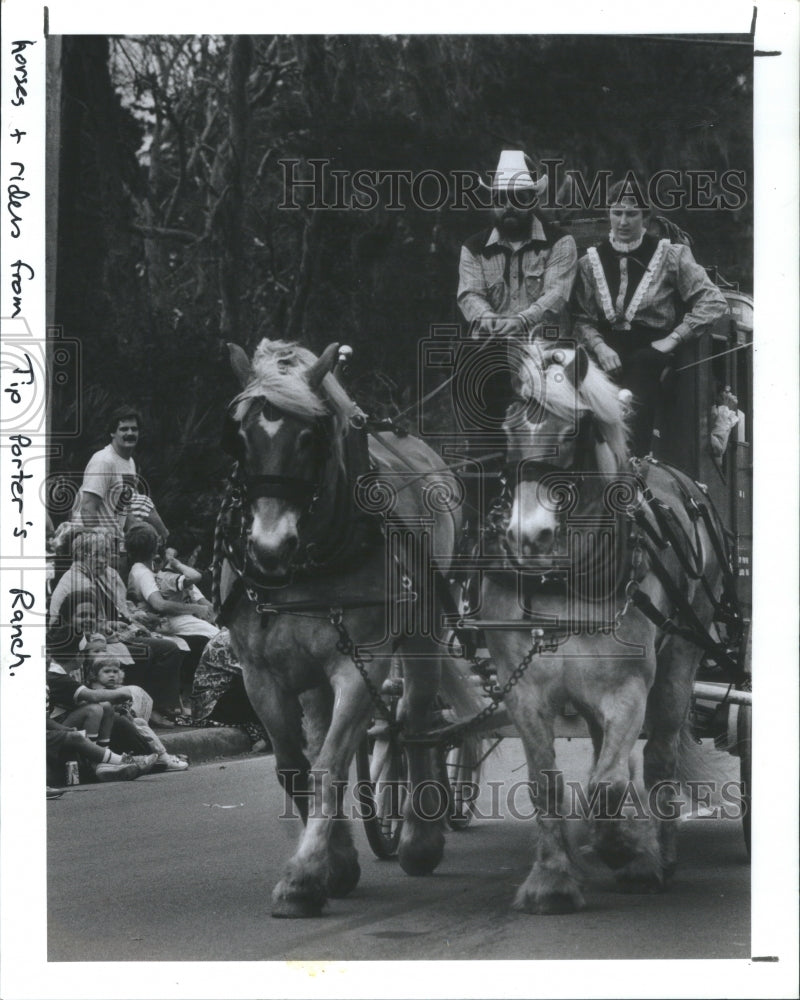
[397,640,447,877]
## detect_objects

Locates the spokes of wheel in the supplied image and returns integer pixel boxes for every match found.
[356,727,408,859]
[444,736,484,830]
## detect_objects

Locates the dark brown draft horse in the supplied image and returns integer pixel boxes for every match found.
[481,342,738,914]
[218,339,479,917]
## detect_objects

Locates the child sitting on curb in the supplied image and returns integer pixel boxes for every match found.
[84,653,189,772]
[46,683,157,785]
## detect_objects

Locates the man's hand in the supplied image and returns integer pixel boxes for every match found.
[491,317,526,340]
[716,386,738,410]
[593,342,622,373]
[131,608,161,629]
[650,332,681,354]
[192,603,217,624]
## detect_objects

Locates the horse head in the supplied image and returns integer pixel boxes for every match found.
[503,344,630,562]
[223,340,342,580]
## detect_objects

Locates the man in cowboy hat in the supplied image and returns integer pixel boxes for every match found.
[458,150,577,345]
[453,152,578,563]
[457,152,578,428]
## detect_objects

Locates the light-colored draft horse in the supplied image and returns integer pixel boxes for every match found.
[219,339,479,918]
[482,342,732,914]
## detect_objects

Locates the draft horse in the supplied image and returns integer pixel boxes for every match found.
[480,342,738,914]
[218,339,477,917]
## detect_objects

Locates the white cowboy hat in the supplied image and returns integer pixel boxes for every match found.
[480,150,548,198]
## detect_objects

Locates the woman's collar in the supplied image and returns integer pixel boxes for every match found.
[608,231,646,253]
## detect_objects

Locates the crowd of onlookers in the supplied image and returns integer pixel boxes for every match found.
[46,405,266,794]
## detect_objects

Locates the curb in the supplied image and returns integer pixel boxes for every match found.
[158,725,257,765]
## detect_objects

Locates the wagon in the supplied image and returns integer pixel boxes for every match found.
[356,220,753,859]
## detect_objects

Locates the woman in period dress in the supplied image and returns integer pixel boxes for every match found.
[572,179,728,456]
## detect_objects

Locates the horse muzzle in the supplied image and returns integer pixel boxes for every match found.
[247,504,301,580]
[505,482,561,560]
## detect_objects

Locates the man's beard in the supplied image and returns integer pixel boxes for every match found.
[497,212,531,240]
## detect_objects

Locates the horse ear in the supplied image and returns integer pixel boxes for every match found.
[306,342,340,391]
[228,343,252,388]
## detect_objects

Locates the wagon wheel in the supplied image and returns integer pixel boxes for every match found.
[443,736,485,830]
[355,724,408,860]
[737,702,752,857]
[738,621,752,857]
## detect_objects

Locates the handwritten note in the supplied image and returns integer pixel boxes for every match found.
[2,36,42,678]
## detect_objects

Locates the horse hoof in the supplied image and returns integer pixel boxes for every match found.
[398,817,445,876]
[271,880,327,918]
[615,860,664,894]
[513,879,585,915]
[398,832,445,876]
[398,845,443,876]
[327,857,361,898]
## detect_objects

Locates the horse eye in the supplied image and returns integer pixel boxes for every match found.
[297,429,314,449]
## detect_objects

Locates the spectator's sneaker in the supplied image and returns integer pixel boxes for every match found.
[95,759,141,782]
[127,753,159,776]
[154,753,189,772]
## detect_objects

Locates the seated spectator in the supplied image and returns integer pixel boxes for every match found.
[46,668,158,763]
[47,589,131,676]
[191,629,270,750]
[48,585,185,727]
[47,680,156,786]
[50,528,163,634]
[47,718,150,784]
[85,654,189,771]
[126,522,219,690]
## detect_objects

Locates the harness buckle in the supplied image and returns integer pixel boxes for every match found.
[329,607,344,627]
[624,579,639,601]
[530,627,545,652]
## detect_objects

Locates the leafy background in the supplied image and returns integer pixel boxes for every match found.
[50,34,753,556]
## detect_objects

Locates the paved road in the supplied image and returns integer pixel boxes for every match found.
[47,740,749,962]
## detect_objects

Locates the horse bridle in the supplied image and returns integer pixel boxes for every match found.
[240,471,318,507]
[496,410,634,588]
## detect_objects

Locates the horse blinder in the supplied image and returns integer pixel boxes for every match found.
[221,412,245,458]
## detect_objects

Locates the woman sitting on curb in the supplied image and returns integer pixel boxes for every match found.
[126,522,219,695]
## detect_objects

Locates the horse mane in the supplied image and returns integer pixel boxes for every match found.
[519,343,631,470]
[231,339,349,466]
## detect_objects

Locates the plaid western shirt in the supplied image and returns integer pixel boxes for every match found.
[457,217,578,337]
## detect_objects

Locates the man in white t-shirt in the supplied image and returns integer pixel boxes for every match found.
[73,406,146,567]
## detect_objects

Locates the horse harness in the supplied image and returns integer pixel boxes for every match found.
[211,407,745,735]
[211,417,464,723]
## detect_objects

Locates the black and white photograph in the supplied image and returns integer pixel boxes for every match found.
[1,1,797,997]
